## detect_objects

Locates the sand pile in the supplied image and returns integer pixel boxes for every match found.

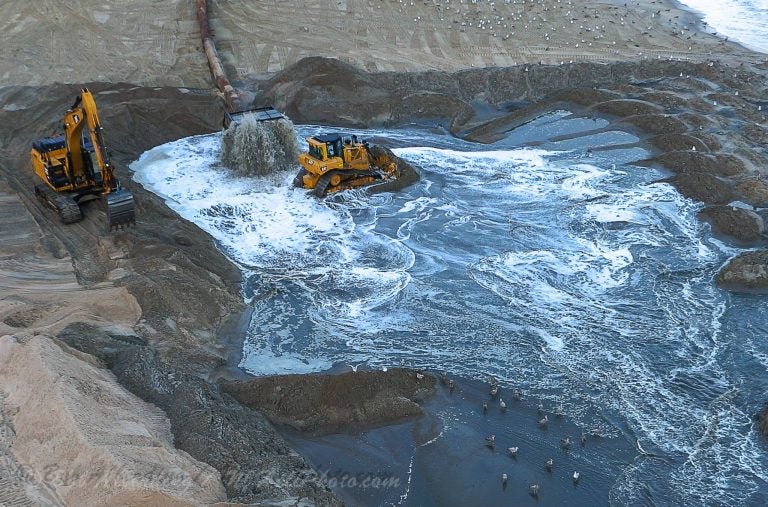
[0,334,227,507]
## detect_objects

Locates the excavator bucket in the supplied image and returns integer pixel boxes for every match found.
[105,189,135,230]
[223,106,284,129]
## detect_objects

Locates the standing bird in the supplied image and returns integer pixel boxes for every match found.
[486,434,495,448]
[499,398,507,412]
[483,401,488,414]
[529,483,540,497]
[507,446,519,458]
[440,372,448,385]
[490,385,499,398]
[561,436,571,449]
[581,431,587,446]
[502,473,508,488]
[573,471,581,483]
[448,379,455,394]
[538,415,549,428]
[545,458,553,472]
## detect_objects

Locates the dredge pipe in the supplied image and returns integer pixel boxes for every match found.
[195,0,242,112]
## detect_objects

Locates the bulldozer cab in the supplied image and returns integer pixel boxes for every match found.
[307,134,343,161]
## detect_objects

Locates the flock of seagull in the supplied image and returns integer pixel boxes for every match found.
[439,371,605,498]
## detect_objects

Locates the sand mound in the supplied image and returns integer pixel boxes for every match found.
[220,368,436,435]
[0,334,227,507]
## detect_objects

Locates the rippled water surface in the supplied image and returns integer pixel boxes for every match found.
[132,124,768,505]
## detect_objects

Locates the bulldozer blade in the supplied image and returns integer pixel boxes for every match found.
[105,190,135,230]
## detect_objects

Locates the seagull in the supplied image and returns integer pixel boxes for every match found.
[347,363,363,373]
[416,370,424,380]
[539,415,549,427]
[502,473,508,487]
[545,458,554,472]
[448,379,455,393]
[500,398,507,412]
[573,471,581,483]
[561,436,571,449]
[483,402,488,414]
[507,446,519,457]
[530,483,540,497]
[486,434,496,448]
[692,146,696,151]
[490,385,499,398]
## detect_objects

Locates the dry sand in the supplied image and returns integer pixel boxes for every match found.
[0,0,758,88]
[0,0,765,506]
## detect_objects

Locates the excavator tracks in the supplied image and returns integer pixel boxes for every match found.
[34,184,82,224]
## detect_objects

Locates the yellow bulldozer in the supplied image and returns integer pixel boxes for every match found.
[294,133,399,197]
[30,88,135,230]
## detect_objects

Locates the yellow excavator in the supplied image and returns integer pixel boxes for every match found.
[30,88,135,229]
[294,134,399,197]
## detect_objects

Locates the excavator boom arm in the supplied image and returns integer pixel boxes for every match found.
[62,88,115,190]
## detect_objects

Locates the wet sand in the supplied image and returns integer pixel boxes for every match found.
[283,372,638,506]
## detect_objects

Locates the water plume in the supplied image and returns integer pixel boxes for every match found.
[220,114,299,179]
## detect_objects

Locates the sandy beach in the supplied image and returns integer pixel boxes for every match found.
[1,0,767,506]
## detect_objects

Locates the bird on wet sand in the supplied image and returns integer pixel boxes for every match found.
[545,458,553,472]
[490,385,499,398]
[486,434,495,448]
[448,379,455,393]
[581,431,587,446]
[507,446,519,458]
[530,483,540,497]
[483,401,488,414]
[573,471,581,484]
[499,398,507,412]
[561,436,571,449]
[539,414,549,427]
[502,473,508,488]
